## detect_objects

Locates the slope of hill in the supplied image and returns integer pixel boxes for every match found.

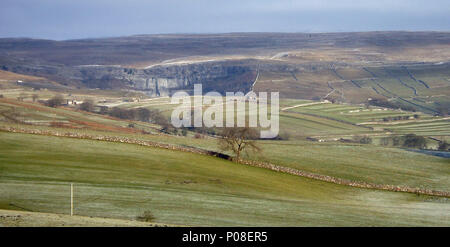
[0,32,449,113]
[0,132,448,226]
[1,98,448,192]
[0,32,449,226]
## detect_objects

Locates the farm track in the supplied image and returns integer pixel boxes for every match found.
[324,82,337,99]
[248,63,260,92]
[325,81,345,100]
[281,101,330,111]
[2,125,448,198]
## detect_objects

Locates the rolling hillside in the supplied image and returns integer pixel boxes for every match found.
[0,132,448,226]
[0,32,449,113]
[0,32,449,226]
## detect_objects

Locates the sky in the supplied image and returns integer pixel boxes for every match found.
[1,0,449,40]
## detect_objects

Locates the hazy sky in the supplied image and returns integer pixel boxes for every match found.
[1,0,449,40]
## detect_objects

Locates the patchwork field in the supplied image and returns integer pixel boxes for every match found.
[0,40,449,226]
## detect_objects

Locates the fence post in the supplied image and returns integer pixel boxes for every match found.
[70,183,73,216]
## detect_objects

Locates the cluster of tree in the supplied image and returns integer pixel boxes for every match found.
[354,136,373,144]
[340,136,373,144]
[46,95,65,107]
[100,106,174,133]
[380,134,427,149]
[403,134,427,149]
[438,141,449,151]
[107,107,161,123]
[382,115,419,122]
[79,99,95,112]
[70,98,176,134]
[368,98,416,112]
[0,108,23,123]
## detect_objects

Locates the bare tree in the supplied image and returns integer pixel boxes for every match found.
[17,93,27,101]
[32,94,39,102]
[219,127,260,161]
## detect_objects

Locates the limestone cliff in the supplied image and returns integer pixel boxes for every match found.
[12,60,259,96]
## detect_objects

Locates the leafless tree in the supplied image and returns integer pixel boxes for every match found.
[218,127,260,161]
[17,93,27,101]
[32,94,39,102]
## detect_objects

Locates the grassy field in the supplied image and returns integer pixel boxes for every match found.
[252,63,450,114]
[0,132,449,226]
[249,140,450,192]
[1,33,449,226]
[282,99,449,138]
[0,97,448,191]
[0,94,449,226]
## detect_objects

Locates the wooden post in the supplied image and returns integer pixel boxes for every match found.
[70,183,73,216]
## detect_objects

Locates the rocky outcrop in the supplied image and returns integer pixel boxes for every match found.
[2,58,259,96]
